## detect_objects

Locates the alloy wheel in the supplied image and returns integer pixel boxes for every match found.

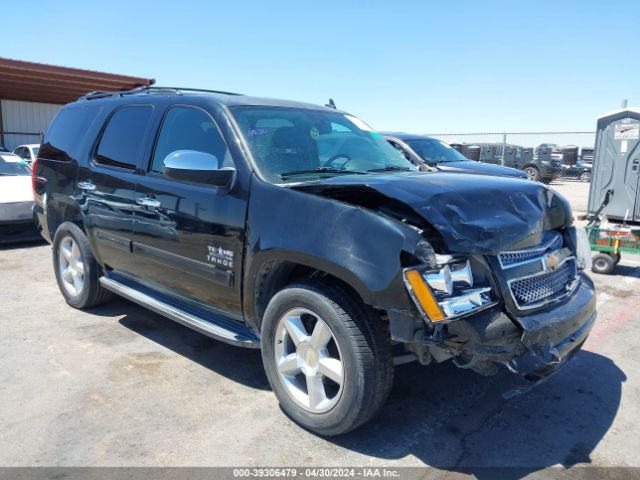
[524,166,540,181]
[58,236,85,296]
[274,308,344,413]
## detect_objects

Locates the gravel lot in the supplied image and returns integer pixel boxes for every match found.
[550,179,591,216]
[1,180,639,474]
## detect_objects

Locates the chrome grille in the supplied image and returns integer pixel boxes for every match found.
[498,234,563,268]
[508,258,577,309]
[497,231,579,310]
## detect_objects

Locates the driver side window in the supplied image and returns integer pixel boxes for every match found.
[150,106,231,174]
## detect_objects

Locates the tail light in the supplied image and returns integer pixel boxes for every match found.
[31,157,39,200]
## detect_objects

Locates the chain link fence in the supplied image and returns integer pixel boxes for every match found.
[424,131,596,183]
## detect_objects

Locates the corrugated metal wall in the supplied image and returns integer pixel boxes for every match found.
[1,99,61,150]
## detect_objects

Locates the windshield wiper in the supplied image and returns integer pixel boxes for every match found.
[366,165,414,173]
[280,167,367,179]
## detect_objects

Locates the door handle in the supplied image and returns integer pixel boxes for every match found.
[78,181,96,192]
[136,197,161,208]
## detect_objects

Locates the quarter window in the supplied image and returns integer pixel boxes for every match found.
[95,106,153,169]
[40,106,103,162]
[150,106,230,174]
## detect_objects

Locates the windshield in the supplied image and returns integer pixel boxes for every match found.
[231,107,417,183]
[405,139,468,163]
[32,146,40,156]
[0,160,31,176]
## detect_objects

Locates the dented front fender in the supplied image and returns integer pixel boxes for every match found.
[242,176,424,324]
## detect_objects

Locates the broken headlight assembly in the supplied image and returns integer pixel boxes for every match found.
[403,257,497,323]
[564,226,593,270]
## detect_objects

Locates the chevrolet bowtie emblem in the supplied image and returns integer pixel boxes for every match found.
[544,248,570,271]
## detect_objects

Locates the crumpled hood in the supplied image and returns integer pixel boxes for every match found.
[292,171,572,254]
[435,160,527,179]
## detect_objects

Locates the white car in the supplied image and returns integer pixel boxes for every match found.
[0,153,39,243]
[13,144,40,166]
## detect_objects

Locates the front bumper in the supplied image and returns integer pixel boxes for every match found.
[424,273,596,380]
[509,273,595,377]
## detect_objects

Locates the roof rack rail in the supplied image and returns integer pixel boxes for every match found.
[79,85,242,101]
[157,86,243,96]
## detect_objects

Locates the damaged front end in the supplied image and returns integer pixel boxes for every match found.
[292,172,597,385]
[401,227,596,385]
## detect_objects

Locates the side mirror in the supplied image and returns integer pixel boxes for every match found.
[162,150,235,187]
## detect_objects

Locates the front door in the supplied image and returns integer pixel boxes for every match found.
[131,105,247,317]
[78,105,155,276]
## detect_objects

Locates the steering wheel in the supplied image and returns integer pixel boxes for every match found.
[323,153,352,170]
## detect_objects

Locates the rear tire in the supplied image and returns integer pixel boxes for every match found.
[52,222,113,309]
[260,280,393,436]
[591,253,615,275]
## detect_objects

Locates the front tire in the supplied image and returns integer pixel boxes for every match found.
[261,280,393,436]
[53,222,113,309]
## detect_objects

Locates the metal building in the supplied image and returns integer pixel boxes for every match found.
[0,57,152,150]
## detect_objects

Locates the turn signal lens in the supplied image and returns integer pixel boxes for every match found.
[404,269,445,322]
[31,157,38,201]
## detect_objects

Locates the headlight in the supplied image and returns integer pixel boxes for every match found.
[574,227,592,270]
[403,259,496,323]
[564,226,592,270]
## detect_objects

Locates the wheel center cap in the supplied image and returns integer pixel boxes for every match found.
[297,342,319,374]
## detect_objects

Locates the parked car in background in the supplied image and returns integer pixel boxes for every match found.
[581,147,594,162]
[382,133,527,179]
[444,141,560,183]
[476,142,561,183]
[13,144,40,166]
[0,153,39,243]
[560,156,592,182]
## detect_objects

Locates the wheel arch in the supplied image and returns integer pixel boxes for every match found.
[245,253,382,331]
[47,195,85,238]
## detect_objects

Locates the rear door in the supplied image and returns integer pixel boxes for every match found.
[77,105,155,275]
[131,105,247,316]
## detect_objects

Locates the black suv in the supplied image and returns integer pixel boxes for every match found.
[33,87,596,435]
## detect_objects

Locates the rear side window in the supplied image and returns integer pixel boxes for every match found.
[39,106,103,162]
[96,106,153,170]
[150,106,230,173]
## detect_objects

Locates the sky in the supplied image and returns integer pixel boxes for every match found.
[2,0,638,137]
